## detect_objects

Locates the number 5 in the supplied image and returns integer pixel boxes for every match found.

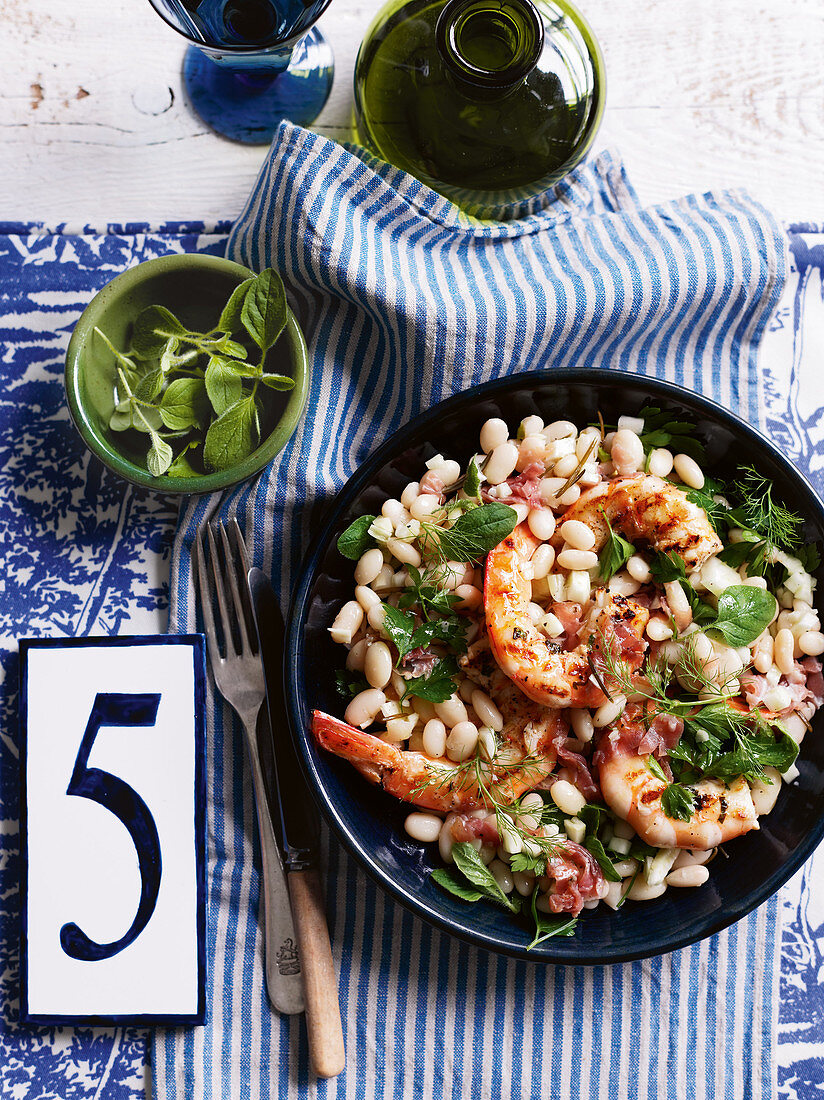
[60,693,162,962]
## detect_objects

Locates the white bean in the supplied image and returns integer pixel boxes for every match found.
[672,848,712,869]
[434,694,468,727]
[329,600,364,645]
[386,537,421,568]
[489,859,515,894]
[527,507,556,541]
[412,696,437,722]
[557,548,599,571]
[800,630,824,657]
[446,721,479,762]
[410,494,441,522]
[626,554,652,584]
[544,419,577,441]
[346,638,368,672]
[364,640,393,689]
[498,816,523,856]
[480,417,509,454]
[664,579,693,632]
[558,485,581,507]
[646,615,673,642]
[752,633,774,674]
[513,871,536,897]
[422,719,447,759]
[750,768,782,816]
[627,879,667,902]
[593,695,627,728]
[381,498,407,524]
[611,429,645,475]
[371,564,394,590]
[355,584,382,612]
[774,628,796,675]
[520,414,544,437]
[517,434,547,471]
[367,603,386,633]
[570,708,595,743]
[458,677,476,703]
[485,441,519,485]
[558,519,596,552]
[454,584,483,610]
[607,571,640,597]
[576,427,601,460]
[511,502,529,525]
[344,688,386,728]
[618,414,645,434]
[550,779,586,816]
[647,448,674,478]
[665,866,710,888]
[439,814,458,863]
[673,453,704,489]
[531,543,555,579]
[404,812,443,843]
[400,481,420,509]
[553,453,579,478]
[385,714,418,741]
[471,689,504,732]
[355,547,384,586]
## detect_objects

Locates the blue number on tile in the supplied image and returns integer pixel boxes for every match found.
[60,693,162,962]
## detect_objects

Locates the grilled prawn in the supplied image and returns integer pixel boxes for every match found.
[551,474,722,572]
[311,708,565,813]
[484,523,649,708]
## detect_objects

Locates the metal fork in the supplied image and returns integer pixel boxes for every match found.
[195,519,304,1015]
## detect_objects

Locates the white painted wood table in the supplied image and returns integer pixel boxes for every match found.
[2,0,823,226]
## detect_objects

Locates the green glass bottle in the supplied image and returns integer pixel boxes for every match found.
[354,0,605,216]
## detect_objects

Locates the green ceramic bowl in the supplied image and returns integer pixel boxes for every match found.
[64,253,309,493]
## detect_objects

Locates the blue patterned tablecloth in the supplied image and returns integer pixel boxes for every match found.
[0,221,821,1099]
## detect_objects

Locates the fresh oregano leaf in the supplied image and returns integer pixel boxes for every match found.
[337,515,377,560]
[147,432,173,477]
[160,378,209,431]
[464,456,481,499]
[241,268,287,354]
[218,277,254,334]
[205,356,244,416]
[260,373,295,390]
[94,327,139,373]
[134,366,165,403]
[203,396,257,472]
[131,305,187,358]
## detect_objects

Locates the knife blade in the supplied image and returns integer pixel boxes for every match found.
[247,568,346,1079]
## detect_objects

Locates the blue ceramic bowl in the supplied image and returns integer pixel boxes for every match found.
[285,369,824,963]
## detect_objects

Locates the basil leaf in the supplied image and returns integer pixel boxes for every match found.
[218,277,254,334]
[649,550,687,584]
[430,868,484,903]
[336,515,378,560]
[160,378,209,431]
[382,605,416,659]
[661,784,696,822]
[528,887,576,948]
[464,456,481,499]
[432,503,517,563]
[205,356,245,416]
[146,432,173,477]
[599,510,635,582]
[132,305,187,358]
[583,836,622,882]
[451,842,520,913]
[241,268,287,353]
[708,585,777,647]
[404,657,459,703]
[203,396,257,472]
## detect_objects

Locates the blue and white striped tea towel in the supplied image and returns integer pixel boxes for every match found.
[155,123,787,1099]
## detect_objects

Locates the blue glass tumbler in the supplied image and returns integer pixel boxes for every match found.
[148,0,334,143]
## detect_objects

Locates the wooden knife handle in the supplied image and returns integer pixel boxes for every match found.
[288,868,345,1079]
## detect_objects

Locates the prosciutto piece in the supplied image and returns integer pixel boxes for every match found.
[546,841,606,915]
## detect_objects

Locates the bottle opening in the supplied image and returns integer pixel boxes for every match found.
[436,0,544,89]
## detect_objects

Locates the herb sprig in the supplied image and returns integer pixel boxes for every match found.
[98,268,294,477]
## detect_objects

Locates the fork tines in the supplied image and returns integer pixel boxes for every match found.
[195,519,258,661]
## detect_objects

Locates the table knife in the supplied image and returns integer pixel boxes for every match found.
[247,568,346,1080]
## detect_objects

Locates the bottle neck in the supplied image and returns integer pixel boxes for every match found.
[435,0,544,95]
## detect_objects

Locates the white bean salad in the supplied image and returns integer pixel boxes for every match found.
[312,407,822,943]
